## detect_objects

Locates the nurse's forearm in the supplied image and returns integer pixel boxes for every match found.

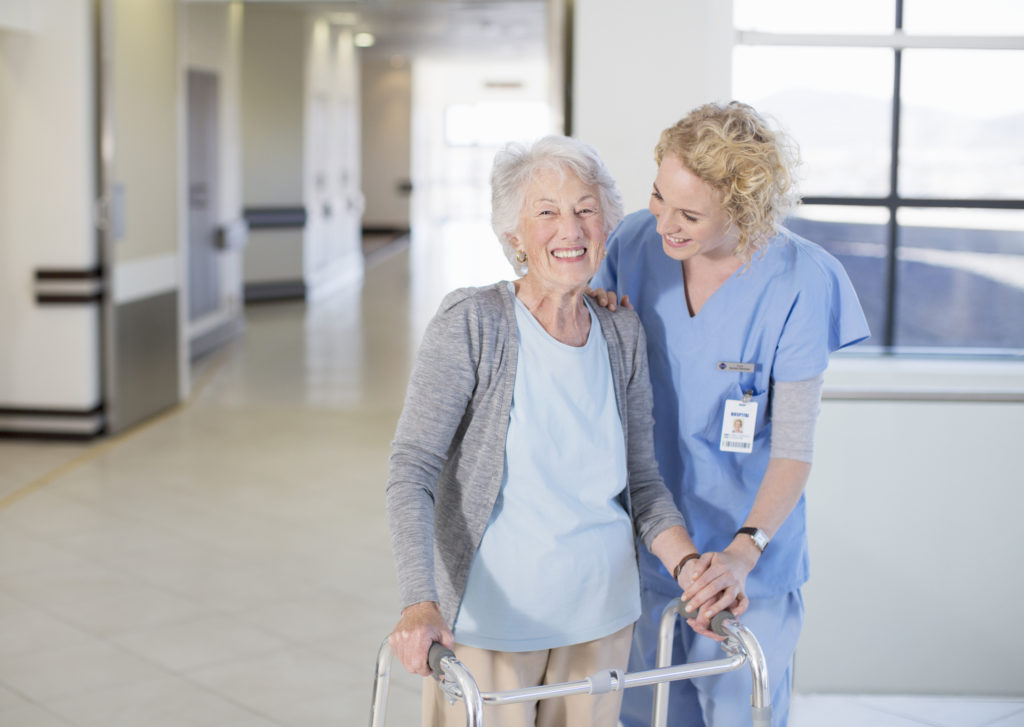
[728,458,812,567]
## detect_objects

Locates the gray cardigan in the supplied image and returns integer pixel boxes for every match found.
[386,282,686,627]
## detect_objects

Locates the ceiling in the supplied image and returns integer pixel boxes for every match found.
[251,0,549,57]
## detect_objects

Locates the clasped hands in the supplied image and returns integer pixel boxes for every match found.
[675,546,756,641]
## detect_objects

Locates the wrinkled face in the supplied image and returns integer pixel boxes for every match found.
[512,168,606,293]
[649,153,737,262]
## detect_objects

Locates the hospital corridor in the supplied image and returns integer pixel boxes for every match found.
[3,0,1024,725]
[1,236,1022,726]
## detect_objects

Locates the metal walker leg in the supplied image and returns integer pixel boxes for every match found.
[370,601,771,726]
[370,640,484,727]
[653,598,773,727]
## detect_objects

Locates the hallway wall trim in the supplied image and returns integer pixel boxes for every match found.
[34,267,104,305]
[243,206,307,229]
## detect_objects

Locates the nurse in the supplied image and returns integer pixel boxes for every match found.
[589,101,870,727]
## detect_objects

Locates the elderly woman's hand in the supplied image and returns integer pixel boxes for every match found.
[679,549,755,641]
[389,601,456,677]
[585,286,633,311]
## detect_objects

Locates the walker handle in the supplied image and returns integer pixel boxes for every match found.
[681,600,736,638]
[427,642,456,678]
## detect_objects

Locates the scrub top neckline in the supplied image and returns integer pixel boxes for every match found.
[678,256,746,321]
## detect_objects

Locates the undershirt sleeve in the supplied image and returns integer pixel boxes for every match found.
[769,374,825,463]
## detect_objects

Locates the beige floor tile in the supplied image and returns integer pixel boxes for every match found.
[111,615,287,672]
[0,489,127,540]
[0,527,87,577]
[0,682,31,711]
[0,703,73,727]
[211,717,282,727]
[46,676,262,727]
[0,591,94,656]
[186,647,350,718]
[1,562,203,637]
[0,440,88,501]
[0,640,172,702]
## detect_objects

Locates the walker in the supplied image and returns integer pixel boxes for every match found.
[369,597,771,726]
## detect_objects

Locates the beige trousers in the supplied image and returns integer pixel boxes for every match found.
[422,623,633,727]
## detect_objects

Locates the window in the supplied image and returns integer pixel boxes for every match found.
[733,0,1024,352]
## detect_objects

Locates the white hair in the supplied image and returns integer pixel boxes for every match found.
[490,135,624,275]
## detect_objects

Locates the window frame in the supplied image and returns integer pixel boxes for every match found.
[735,3,1024,351]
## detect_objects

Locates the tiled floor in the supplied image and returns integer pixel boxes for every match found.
[1,243,1022,726]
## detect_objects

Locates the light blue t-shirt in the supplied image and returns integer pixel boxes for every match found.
[591,212,870,599]
[452,285,641,651]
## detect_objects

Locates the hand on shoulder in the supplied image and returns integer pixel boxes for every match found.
[585,286,632,312]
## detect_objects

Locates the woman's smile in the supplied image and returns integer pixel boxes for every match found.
[552,246,587,260]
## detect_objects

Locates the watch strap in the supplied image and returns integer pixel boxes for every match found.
[736,526,769,552]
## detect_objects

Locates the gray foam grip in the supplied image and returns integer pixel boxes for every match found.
[680,600,735,637]
[427,642,455,676]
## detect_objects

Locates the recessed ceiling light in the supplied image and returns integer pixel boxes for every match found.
[354,32,376,48]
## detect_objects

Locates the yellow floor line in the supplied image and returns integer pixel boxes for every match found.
[0,345,233,511]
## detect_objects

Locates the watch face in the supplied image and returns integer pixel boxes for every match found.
[752,530,769,550]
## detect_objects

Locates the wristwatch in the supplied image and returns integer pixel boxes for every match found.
[736,526,769,553]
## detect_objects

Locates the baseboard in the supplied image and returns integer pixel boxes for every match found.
[244,280,307,303]
[0,404,105,439]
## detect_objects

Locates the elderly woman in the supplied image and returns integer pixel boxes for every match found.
[590,102,870,727]
[386,135,701,727]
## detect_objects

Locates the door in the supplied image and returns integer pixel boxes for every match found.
[187,70,220,321]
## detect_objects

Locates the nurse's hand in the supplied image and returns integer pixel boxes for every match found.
[389,601,455,676]
[680,550,755,641]
[585,286,632,311]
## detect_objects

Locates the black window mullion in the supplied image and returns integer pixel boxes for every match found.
[885,0,905,350]
[885,51,902,349]
[803,197,1024,210]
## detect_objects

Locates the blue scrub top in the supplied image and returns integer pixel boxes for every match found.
[591,210,870,598]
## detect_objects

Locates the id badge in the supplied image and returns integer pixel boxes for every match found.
[720,393,757,453]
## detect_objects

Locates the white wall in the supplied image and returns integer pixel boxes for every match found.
[361,56,412,230]
[303,20,363,298]
[112,0,179,263]
[800,361,1024,696]
[0,0,35,32]
[241,4,305,287]
[241,5,304,206]
[807,398,1024,696]
[241,8,362,297]
[572,0,733,210]
[0,0,100,411]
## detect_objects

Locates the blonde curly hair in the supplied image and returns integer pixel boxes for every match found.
[655,101,801,261]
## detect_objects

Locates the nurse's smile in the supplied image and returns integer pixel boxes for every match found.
[649,153,738,263]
